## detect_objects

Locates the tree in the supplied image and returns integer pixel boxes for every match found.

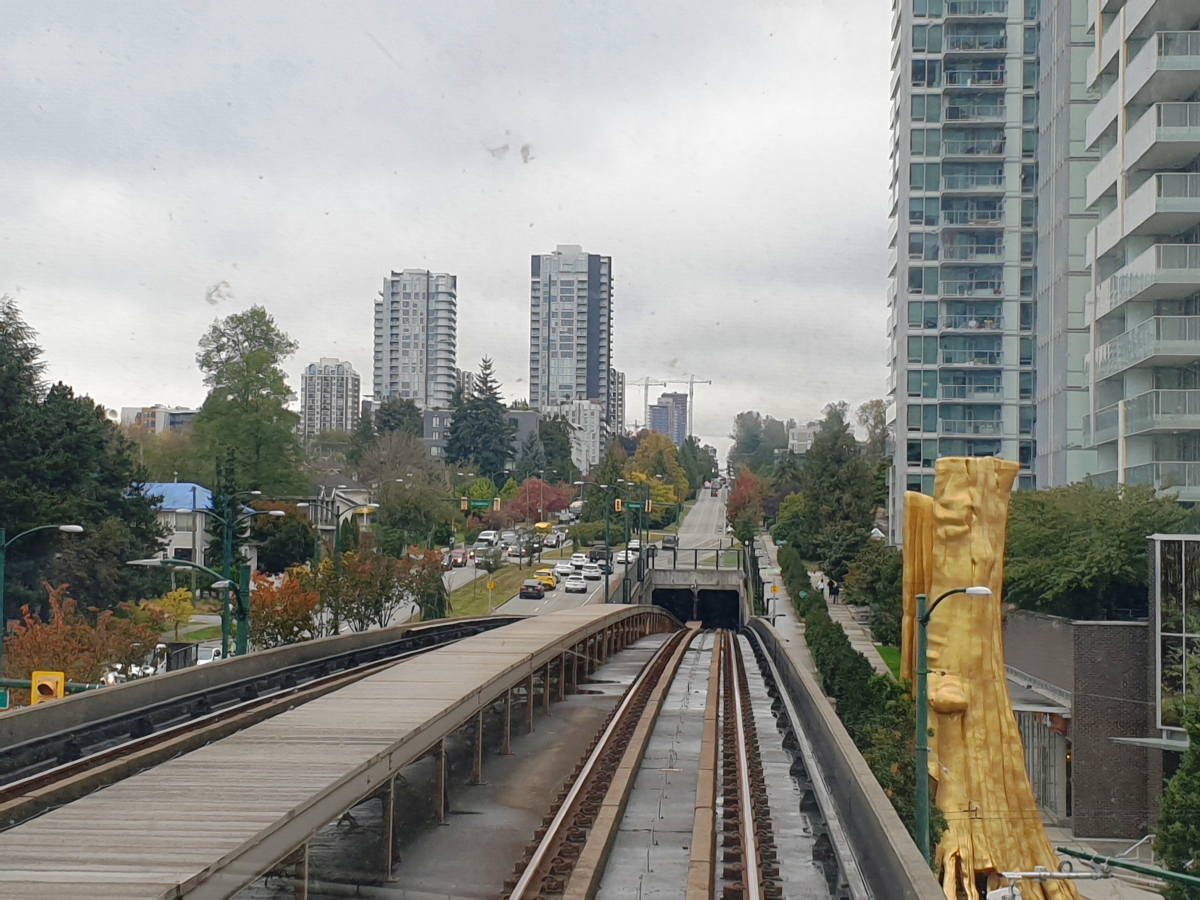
[499,477,520,501]
[3,583,164,693]
[445,358,517,480]
[729,411,789,473]
[376,476,455,554]
[726,468,766,540]
[678,436,718,500]
[1156,700,1200,900]
[540,415,580,484]
[625,431,690,502]
[0,299,166,618]
[1005,482,1193,619]
[843,540,903,646]
[249,501,315,574]
[347,414,377,468]
[729,411,764,469]
[856,399,890,462]
[582,441,628,522]
[513,429,548,483]
[356,431,436,489]
[375,397,423,437]
[144,587,195,640]
[249,570,320,649]
[192,305,305,494]
[122,426,209,485]
[504,478,570,523]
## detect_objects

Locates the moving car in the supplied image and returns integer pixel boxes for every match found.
[542,531,563,549]
[518,580,546,600]
[627,539,642,551]
[554,561,575,578]
[447,549,468,567]
[661,534,678,550]
[570,553,589,570]
[588,545,611,562]
[615,549,637,563]
[478,530,499,545]
[564,574,588,593]
[533,569,558,590]
[582,563,602,581]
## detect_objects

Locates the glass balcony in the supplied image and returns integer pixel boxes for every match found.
[1094,245,1200,316]
[941,349,1003,365]
[1125,103,1200,173]
[942,242,1005,260]
[1123,173,1200,240]
[941,207,1004,225]
[944,69,1007,88]
[945,32,1007,51]
[945,0,1008,16]
[1127,32,1200,108]
[1126,461,1200,501]
[1090,314,1200,381]
[1126,389,1200,435]
[941,278,1004,296]
[945,104,1008,122]
[942,172,1006,190]
[939,382,1003,400]
[939,419,1006,435]
[942,137,1006,156]
[941,313,1004,330]
[1088,403,1121,445]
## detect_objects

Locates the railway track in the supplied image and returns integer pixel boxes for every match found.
[0,616,519,830]
[505,626,851,900]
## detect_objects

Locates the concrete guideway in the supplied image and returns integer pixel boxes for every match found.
[0,606,676,900]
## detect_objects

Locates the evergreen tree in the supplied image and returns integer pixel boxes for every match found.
[346,413,376,468]
[375,396,423,437]
[1156,701,1200,900]
[192,306,306,494]
[540,415,580,483]
[582,441,628,523]
[0,298,165,616]
[444,358,517,481]
[513,429,547,483]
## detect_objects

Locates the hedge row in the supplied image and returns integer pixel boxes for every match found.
[777,544,945,850]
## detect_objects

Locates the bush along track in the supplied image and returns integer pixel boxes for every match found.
[777,544,946,858]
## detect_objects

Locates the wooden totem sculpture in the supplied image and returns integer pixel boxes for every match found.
[902,457,1076,900]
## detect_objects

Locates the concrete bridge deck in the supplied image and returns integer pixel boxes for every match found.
[0,605,675,900]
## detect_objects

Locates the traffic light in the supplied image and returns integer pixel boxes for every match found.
[31,671,65,705]
[613,498,623,513]
[645,500,654,513]
[492,497,501,511]
[460,497,469,512]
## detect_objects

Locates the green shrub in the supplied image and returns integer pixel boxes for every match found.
[843,540,903,646]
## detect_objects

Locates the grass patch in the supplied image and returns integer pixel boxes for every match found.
[876,644,901,680]
[174,625,221,643]
[450,564,539,617]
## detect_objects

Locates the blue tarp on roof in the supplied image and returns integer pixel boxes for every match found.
[140,482,213,511]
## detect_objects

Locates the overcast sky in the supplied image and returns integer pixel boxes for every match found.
[1,1,892,459]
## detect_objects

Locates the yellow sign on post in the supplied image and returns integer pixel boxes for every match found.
[487,581,496,591]
[31,671,65,705]
[771,584,779,594]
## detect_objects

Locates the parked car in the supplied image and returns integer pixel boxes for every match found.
[570,553,589,570]
[564,574,588,593]
[615,549,637,563]
[519,579,546,599]
[627,539,642,551]
[554,561,575,578]
[448,549,468,567]
[582,563,601,581]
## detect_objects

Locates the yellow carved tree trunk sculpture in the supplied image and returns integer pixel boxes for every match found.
[903,458,1077,900]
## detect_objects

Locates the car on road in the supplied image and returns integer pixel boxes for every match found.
[554,561,575,578]
[533,569,558,590]
[518,580,546,600]
[588,545,611,562]
[596,561,613,575]
[447,549,468,567]
[470,541,491,560]
[564,574,588,593]
[661,534,678,550]
[627,539,642,551]
[478,530,499,546]
[197,646,224,665]
[570,553,589,570]
[542,531,563,549]
[615,549,637,563]
[582,563,601,580]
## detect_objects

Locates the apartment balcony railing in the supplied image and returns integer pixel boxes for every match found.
[945,33,1007,51]
[945,104,1008,122]
[940,419,1006,435]
[942,172,1006,190]
[1124,103,1200,176]
[1126,461,1200,501]
[1094,244,1200,317]
[1121,173,1200,243]
[944,70,1006,87]
[1127,32,1200,107]
[941,314,1004,330]
[942,242,1005,260]
[941,349,1003,365]
[941,208,1004,225]
[945,0,1008,15]
[1127,389,1200,435]
[1088,403,1121,445]
[941,278,1004,296]
[942,138,1007,155]
[1090,314,1200,381]
[939,382,1003,400]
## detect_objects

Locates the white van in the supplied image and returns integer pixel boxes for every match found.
[478,530,499,545]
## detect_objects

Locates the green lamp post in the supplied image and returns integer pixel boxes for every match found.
[914,584,992,862]
[128,556,253,656]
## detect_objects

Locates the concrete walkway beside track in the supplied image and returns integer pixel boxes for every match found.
[0,606,675,900]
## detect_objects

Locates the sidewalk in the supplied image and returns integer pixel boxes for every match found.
[759,534,892,678]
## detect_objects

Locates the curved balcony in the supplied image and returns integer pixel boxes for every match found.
[1089,315,1200,382]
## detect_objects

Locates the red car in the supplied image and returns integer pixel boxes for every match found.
[447,550,468,567]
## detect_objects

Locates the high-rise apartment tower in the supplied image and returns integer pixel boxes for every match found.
[375,270,458,409]
[301,358,361,437]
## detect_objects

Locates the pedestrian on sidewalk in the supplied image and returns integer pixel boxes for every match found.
[829,580,840,604]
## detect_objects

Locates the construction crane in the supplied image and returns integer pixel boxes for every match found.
[628,377,666,431]
[659,376,712,440]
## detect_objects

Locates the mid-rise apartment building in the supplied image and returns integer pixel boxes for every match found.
[375,270,458,409]
[1081,0,1200,498]
[886,0,1041,541]
[563,399,605,474]
[300,358,360,437]
[609,368,626,436]
[649,392,688,447]
[120,405,198,434]
[529,246,613,436]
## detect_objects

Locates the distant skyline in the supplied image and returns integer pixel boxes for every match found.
[1,1,892,459]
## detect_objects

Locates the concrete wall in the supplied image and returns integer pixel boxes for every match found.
[1003,608,1075,692]
[1072,621,1158,839]
[748,619,942,899]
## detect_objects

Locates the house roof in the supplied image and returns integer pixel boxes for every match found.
[140,482,214,511]
[314,472,368,493]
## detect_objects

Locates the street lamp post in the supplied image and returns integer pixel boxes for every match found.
[914,585,992,862]
[128,557,252,656]
[0,525,84,670]
[574,481,614,602]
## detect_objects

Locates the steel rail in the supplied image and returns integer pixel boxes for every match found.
[508,627,693,900]
[728,631,763,900]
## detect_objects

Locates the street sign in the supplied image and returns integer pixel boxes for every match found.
[625,501,644,511]
[771,584,779,594]
[0,689,8,710]
[461,497,500,511]
[487,581,496,590]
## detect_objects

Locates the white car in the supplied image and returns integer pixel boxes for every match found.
[564,574,588,593]
[542,532,563,548]
[478,530,499,545]
[554,561,574,577]
[627,539,642,551]
[570,553,589,570]
[582,563,602,581]
[197,646,224,665]
[615,549,637,563]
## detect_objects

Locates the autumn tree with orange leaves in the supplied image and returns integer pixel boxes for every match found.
[249,570,320,650]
